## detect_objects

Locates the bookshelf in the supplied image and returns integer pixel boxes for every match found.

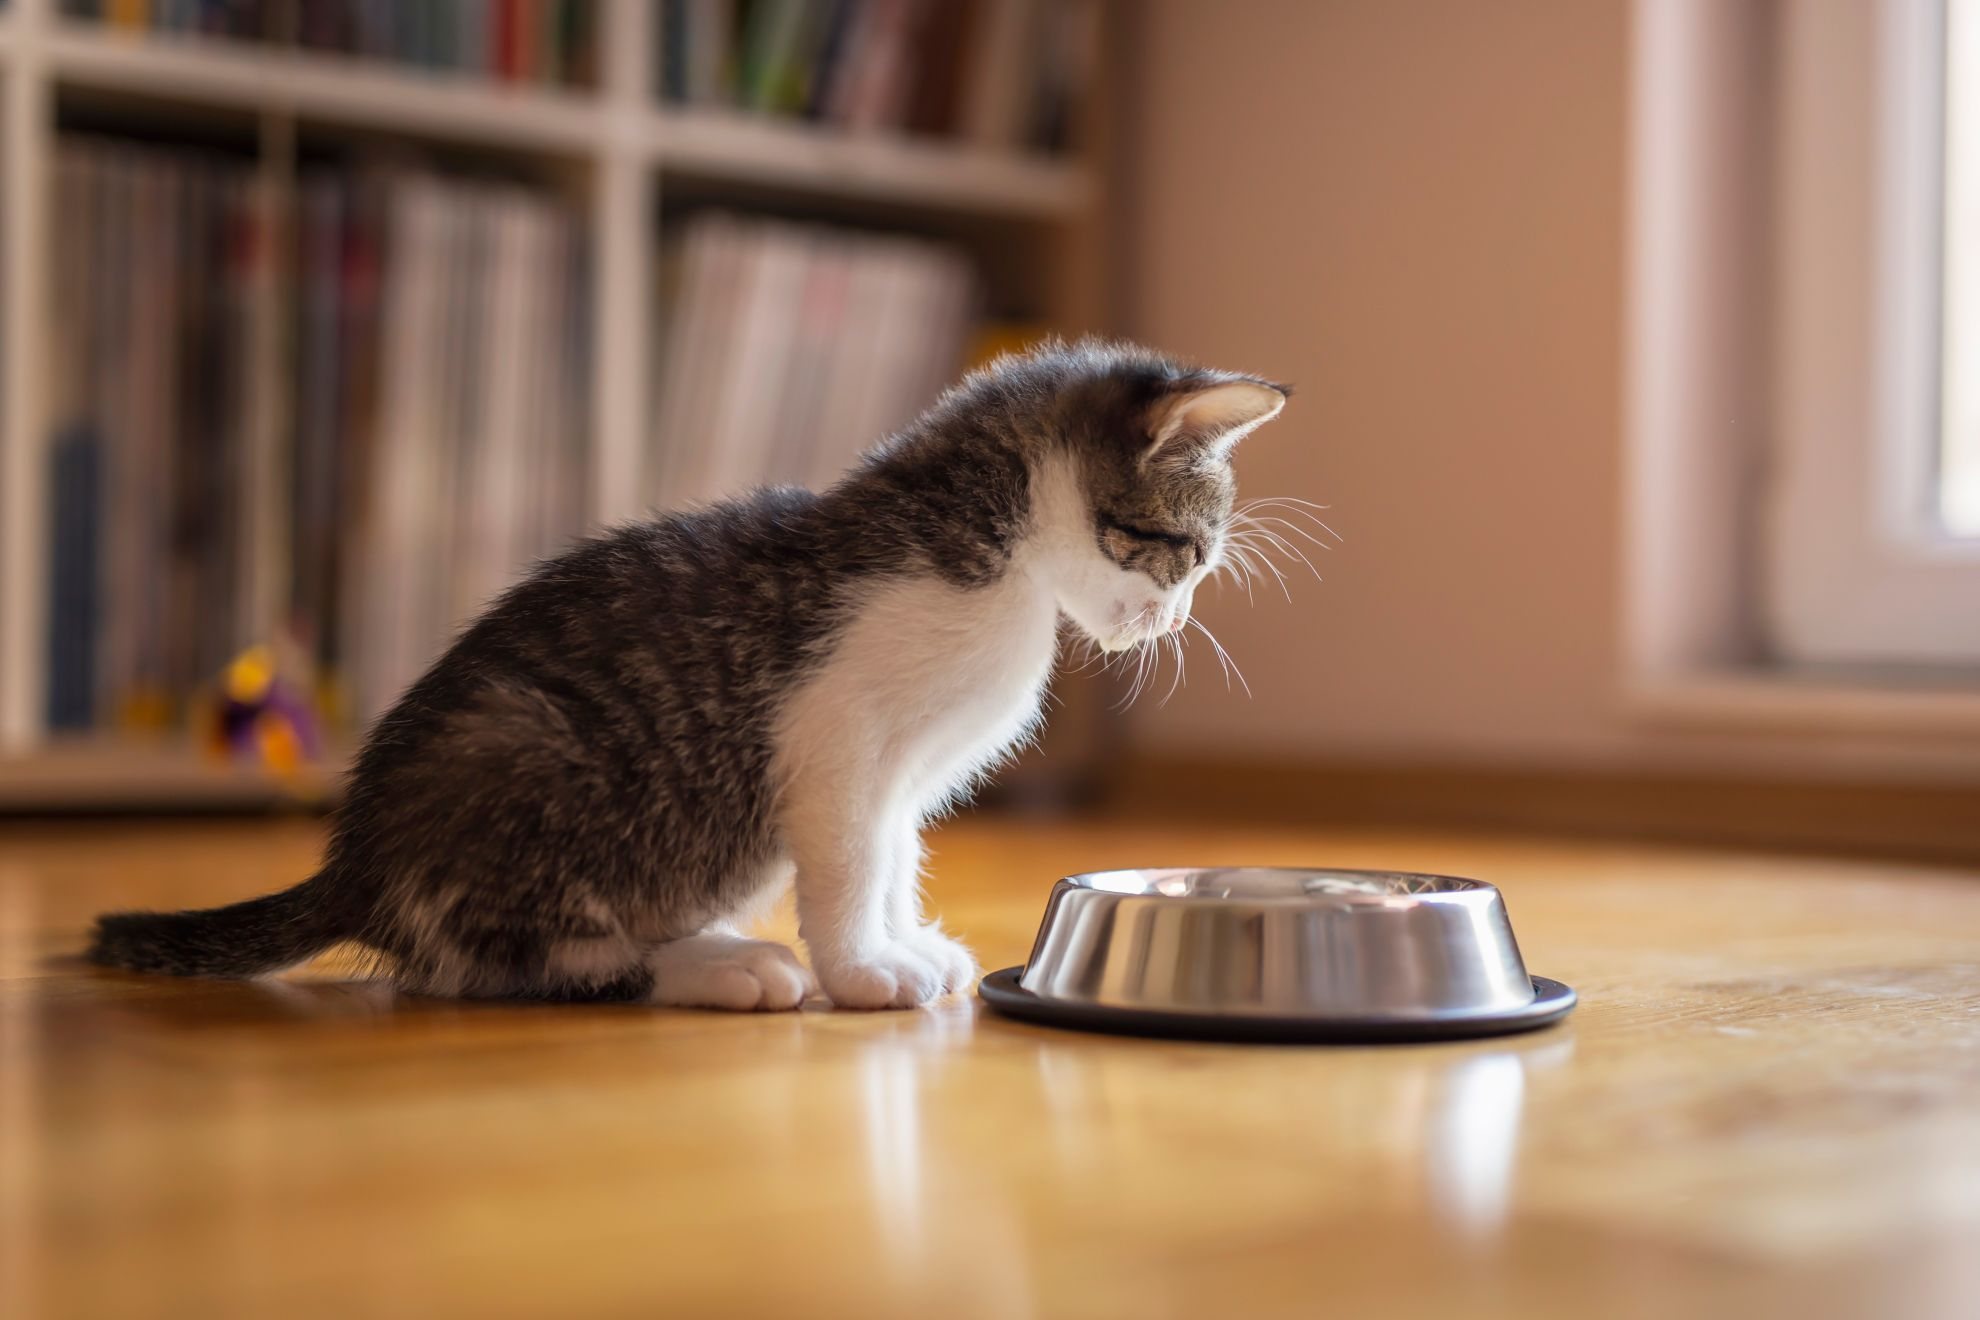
[0,0,1113,809]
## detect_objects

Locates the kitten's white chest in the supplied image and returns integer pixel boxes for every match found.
[904,575,1061,798]
[776,569,1060,817]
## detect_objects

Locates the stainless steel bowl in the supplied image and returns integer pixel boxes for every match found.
[979,867,1575,1042]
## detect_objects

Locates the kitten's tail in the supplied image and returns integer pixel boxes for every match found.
[88,872,356,978]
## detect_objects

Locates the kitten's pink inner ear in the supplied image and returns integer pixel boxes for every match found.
[1144,382,1287,465]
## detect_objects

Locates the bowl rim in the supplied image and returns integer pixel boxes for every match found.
[1055,866,1503,906]
[980,966,1578,1041]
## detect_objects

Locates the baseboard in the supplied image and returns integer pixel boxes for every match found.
[1099,756,1980,863]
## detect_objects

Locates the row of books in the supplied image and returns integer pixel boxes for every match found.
[326,170,591,723]
[60,1,600,88]
[651,212,977,509]
[58,0,1097,153]
[657,0,1100,153]
[46,138,591,734]
[48,141,268,733]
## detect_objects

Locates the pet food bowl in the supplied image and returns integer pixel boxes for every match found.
[978,867,1575,1043]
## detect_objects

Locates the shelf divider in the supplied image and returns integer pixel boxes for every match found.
[41,20,611,154]
[1,0,55,752]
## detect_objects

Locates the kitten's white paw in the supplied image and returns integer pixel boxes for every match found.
[816,937,973,1010]
[899,925,980,996]
[648,934,817,1011]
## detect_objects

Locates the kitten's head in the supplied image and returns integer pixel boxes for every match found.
[1005,343,1290,652]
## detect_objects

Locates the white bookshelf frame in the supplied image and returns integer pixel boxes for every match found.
[0,0,1106,806]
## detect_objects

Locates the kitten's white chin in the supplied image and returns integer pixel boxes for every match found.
[1058,612,1139,653]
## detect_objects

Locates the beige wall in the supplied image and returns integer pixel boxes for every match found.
[1113,0,1976,783]
[1119,0,1629,766]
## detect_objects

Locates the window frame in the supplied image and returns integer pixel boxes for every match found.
[1622,0,1980,745]
[1765,0,1980,668]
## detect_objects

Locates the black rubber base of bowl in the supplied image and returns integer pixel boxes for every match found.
[977,967,1577,1044]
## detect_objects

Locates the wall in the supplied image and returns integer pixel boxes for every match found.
[1114,0,1977,784]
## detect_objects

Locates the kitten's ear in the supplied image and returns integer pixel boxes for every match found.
[1142,380,1289,467]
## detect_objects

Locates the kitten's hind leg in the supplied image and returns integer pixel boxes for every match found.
[646,930,817,1011]
[510,965,656,1004]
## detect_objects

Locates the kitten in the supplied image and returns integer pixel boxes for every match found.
[88,341,1290,1010]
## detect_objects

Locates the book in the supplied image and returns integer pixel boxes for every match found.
[652,213,979,505]
[959,0,1039,148]
[66,0,599,87]
[660,0,1096,154]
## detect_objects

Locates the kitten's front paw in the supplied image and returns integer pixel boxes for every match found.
[817,937,974,1010]
[899,925,980,996]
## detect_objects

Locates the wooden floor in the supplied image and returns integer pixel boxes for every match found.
[4,814,1980,1318]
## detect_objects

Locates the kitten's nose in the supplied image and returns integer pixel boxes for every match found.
[1168,615,1186,632]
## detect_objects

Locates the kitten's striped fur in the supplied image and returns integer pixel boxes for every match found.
[89,341,1289,1009]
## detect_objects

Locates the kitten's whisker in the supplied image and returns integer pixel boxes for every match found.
[1238,496,1345,543]
[1186,617,1234,691]
[1241,494,1333,510]
[1218,557,1256,605]
[1226,535,1293,599]
[1235,505,1344,550]
[1112,637,1150,711]
[1236,509,1335,547]
[1159,631,1186,706]
[1255,531,1321,581]
[1234,513,1334,553]
[1186,617,1252,699]
[1196,623,1232,689]
[1217,547,1262,602]
[1110,674,1133,711]
[1062,635,1094,676]
[1234,527,1321,582]
[1261,506,1343,542]
[1247,495,1343,526]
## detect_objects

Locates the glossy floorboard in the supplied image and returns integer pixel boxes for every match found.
[4,814,1979,1318]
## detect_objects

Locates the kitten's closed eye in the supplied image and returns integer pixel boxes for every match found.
[1100,517,1206,574]
[1102,516,1192,548]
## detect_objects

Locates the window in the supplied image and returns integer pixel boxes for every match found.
[1625,0,1980,740]
[1765,0,1980,668]
[1942,0,1980,536]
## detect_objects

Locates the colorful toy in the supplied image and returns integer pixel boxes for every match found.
[203,644,324,776]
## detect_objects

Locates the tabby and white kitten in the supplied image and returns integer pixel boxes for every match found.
[90,342,1290,1010]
